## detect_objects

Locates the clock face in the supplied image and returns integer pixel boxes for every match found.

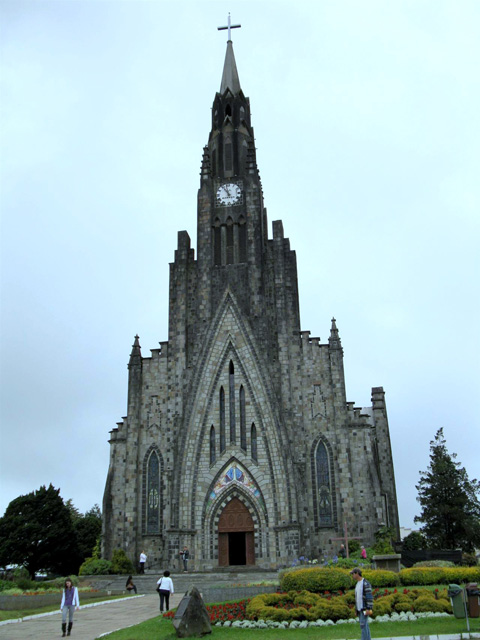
[216,183,242,206]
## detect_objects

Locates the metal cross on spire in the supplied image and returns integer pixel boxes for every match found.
[218,13,241,41]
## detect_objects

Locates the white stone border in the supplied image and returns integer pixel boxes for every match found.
[0,594,144,626]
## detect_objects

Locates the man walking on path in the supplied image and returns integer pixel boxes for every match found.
[139,550,147,574]
[351,567,373,640]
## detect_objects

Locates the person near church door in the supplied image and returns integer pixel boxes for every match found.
[157,570,174,612]
[60,578,80,637]
[351,567,373,640]
[338,544,347,558]
[180,546,189,571]
[139,550,147,574]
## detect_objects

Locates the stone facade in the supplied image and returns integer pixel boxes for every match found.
[102,40,399,571]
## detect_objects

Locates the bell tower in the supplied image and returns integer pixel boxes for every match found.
[193,27,274,338]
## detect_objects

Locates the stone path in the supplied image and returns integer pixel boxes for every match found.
[0,593,180,640]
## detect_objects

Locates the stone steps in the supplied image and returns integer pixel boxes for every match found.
[84,569,280,596]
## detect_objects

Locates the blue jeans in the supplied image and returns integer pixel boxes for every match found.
[358,610,371,640]
[62,605,75,624]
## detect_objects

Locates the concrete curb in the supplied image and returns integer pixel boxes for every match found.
[0,594,144,626]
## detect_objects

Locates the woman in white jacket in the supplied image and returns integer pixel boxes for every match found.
[60,578,80,636]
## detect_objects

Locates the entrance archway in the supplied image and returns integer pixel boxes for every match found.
[218,497,255,566]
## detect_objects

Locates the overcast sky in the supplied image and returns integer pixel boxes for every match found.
[1,0,479,534]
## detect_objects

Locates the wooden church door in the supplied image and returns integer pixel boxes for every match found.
[218,497,255,566]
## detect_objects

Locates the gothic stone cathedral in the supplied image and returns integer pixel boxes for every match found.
[102,38,399,571]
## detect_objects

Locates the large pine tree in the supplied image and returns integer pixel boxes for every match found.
[414,428,480,552]
[0,484,79,577]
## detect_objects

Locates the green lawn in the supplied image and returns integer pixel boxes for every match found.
[98,614,480,640]
[0,594,130,622]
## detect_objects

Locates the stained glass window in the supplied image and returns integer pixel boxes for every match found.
[220,386,226,452]
[240,385,246,450]
[229,361,236,443]
[147,451,160,534]
[251,423,257,462]
[316,441,332,526]
[210,425,216,464]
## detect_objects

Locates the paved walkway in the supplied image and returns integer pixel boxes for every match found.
[0,593,181,640]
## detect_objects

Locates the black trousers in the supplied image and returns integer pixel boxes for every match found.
[159,589,170,611]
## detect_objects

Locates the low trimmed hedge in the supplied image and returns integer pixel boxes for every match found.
[247,588,452,622]
[280,565,480,592]
[400,566,480,586]
[280,567,400,592]
[280,568,352,592]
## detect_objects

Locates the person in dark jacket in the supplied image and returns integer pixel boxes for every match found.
[351,568,373,640]
[125,575,137,594]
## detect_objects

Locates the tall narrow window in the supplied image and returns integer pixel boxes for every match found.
[238,215,247,263]
[316,441,332,526]
[224,142,233,172]
[147,451,160,534]
[220,387,226,453]
[229,361,236,443]
[226,218,234,265]
[213,219,221,265]
[239,385,246,450]
[251,423,257,462]
[210,425,216,464]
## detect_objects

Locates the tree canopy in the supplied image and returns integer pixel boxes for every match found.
[0,484,79,578]
[0,486,102,578]
[414,428,480,552]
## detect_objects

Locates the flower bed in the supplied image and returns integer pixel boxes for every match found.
[163,586,452,626]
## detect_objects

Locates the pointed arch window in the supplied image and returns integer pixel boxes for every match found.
[251,423,257,462]
[229,361,236,443]
[238,215,247,263]
[220,387,226,453]
[226,217,234,265]
[213,218,221,266]
[146,451,160,534]
[224,141,233,172]
[239,385,246,451]
[316,441,333,526]
[210,425,216,465]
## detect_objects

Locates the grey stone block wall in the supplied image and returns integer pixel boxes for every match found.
[102,42,400,569]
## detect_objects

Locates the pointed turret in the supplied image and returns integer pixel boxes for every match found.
[220,40,241,95]
[128,334,142,368]
[127,335,142,416]
[329,318,343,352]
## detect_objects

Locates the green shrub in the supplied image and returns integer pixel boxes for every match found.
[0,579,13,592]
[16,577,35,591]
[1,587,23,595]
[111,549,134,575]
[413,560,455,567]
[12,567,30,580]
[395,601,413,613]
[362,569,400,588]
[400,565,480,585]
[461,553,478,567]
[79,557,112,575]
[310,601,330,620]
[371,599,392,617]
[348,540,360,554]
[414,595,448,613]
[324,601,353,621]
[280,567,351,592]
[293,591,320,607]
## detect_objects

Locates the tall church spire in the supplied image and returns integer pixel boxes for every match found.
[220,41,241,95]
[218,13,242,95]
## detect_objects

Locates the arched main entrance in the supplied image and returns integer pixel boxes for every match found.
[218,497,255,566]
